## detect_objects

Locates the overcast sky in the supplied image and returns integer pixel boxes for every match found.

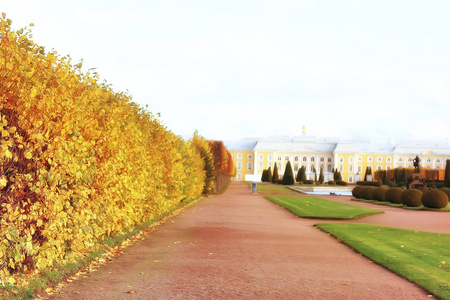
[3,0,450,143]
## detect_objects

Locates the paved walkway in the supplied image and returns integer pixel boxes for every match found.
[52,182,441,299]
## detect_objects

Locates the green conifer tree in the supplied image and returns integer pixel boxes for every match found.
[261,170,268,182]
[319,167,324,183]
[267,167,273,183]
[300,166,307,182]
[445,159,450,187]
[282,161,295,185]
[272,163,279,183]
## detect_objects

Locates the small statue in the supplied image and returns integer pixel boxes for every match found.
[413,155,420,173]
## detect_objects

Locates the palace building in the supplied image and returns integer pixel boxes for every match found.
[225,133,450,183]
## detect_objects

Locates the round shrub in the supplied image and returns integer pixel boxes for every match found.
[372,186,388,202]
[440,187,450,200]
[400,189,423,207]
[385,187,404,204]
[422,189,449,209]
[352,186,364,198]
[360,186,377,200]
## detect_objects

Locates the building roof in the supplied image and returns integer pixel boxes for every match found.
[226,135,450,156]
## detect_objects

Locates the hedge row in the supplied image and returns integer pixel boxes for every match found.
[0,16,230,283]
[353,186,449,209]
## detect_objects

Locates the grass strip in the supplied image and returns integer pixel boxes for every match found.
[2,196,202,299]
[316,223,450,300]
[266,196,383,219]
[351,198,450,212]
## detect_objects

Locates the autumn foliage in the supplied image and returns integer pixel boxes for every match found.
[0,14,231,284]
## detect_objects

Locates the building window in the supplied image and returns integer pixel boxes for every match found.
[311,156,315,162]
[294,156,299,161]
[349,156,353,163]
[258,154,263,161]
[398,158,403,162]
[339,165,343,172]
[320,157,325,162]
[320,165,324,170]
[327,165,332,172]
[237,153,242,159]
[436,159,441,163]
[278,156,282,161]
[285,156,289,161]
[357,165,362,173]
[328,157,332,162]
[247,162,253,170]
[237,162,242,170]
[377,165,382,170]
[268,163,272,169]
[368,156,373,162]
[349,165,353,172]
[311,165,315,172]
[358,156,362,162]
[348,176,353,183]
[339,156,343,163]
[377,156,382,162]
[437,166,441,169]
[294,164,299,172]
[268,154,273,161]
[426,158,431,163]
[386,165,391,170]
[303,156,307,162]
[258,163,263,170]
[237,173,242,180]
[408,158,413,162]
[387,157,392,162]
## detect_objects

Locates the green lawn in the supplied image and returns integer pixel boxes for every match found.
[316,223,450,300]
[266,196,383,219]
[352,198,450,212]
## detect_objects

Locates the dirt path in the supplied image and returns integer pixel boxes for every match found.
[52,182,437,299]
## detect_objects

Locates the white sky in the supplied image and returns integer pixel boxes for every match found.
[2,0,450,143]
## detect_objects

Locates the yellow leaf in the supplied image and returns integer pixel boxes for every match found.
[2,12,6,19]
[25,151,33,159]
[0,176,7,189]
[8,277,15,285]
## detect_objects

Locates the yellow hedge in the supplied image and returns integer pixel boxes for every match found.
[0,14,205,282]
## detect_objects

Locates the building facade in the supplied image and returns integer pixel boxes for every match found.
[225,135,450,183]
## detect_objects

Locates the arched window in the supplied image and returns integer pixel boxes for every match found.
[303,156,307,162]
[268,154,273,161]
[377,156,382,162]
[349,157,353,163]
[436,159,441,163]
[311,165,315,172]
[285,156,289,161]
[327,165,332,172]
[248,154,253,159]
[398,157,403,162]
[348,176,353,183]
[339,156,343,163]
[278,156,282,161]
[387,157,392,162]
[320,157,325,162]
[357,156,362,162]
[426,158,431,163]
[294,156,299,161]
[258,154,263,161]
[368,156,373,162]
[328,157,332,162]
[349,165,353,172]
[237,162,242,170]
[311,156,315,162]
[294,164,299,172]
[237,153,242,159]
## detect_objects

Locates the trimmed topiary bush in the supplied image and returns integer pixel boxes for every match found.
[440,187,450,200]
[422,189,449,209]
[385,187,404,204]
[360,186,377,200]
[372,186,388,201]
[401,189,423,207]
[336,180,348,186]
[352,185,364,198]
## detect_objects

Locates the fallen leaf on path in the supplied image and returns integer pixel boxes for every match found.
[127,290,137,294]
